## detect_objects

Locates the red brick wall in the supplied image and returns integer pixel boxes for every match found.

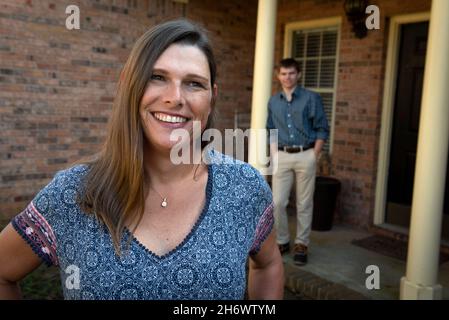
[187,1,258,130]
[1,0,433,230]
[0,0,257,219]
[276,0,431,228]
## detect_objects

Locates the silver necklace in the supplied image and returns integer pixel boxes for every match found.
[150,185,168,208]
[148,164,202,209]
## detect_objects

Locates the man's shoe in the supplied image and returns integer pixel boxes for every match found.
[293,243,308,266]
[278,243,290,255]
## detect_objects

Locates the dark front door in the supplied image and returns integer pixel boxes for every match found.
[386,21,449,239]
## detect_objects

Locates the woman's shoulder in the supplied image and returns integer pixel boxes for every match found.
[55,163,89,176]
[34,164,90,200]
[207,150,273,222]
[207,149,257,173]
[207,149,272,195]
[51,164,89,187]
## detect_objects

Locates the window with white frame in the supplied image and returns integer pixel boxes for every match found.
[291,26,339,153]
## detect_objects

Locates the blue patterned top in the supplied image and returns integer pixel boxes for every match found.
[12,150,274,300]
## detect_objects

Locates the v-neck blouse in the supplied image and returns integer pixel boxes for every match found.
[11,150,274,300]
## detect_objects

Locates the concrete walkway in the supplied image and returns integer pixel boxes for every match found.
[282,212,449,300]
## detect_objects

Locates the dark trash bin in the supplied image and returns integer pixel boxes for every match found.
[312,176,341,231]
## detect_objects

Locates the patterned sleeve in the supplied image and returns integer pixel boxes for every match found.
[11,201,58,266]
[249,202,274,256]
[10,165,87,267]
[9,168,72,268]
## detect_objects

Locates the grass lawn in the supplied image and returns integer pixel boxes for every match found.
[20,264,63,300]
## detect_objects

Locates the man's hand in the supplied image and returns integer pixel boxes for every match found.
[314,139,325,158]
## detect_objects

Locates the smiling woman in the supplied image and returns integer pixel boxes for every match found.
[140,44,215,153]
[0,19,284,300]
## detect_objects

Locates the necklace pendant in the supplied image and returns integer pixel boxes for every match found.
[161,198,168,208]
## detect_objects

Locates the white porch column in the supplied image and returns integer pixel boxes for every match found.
[248,0,278,171]
[400,0,449,300]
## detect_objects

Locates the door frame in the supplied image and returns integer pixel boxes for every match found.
[374,12,430,227]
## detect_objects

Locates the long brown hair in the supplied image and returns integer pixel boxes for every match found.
[78,19,217,254]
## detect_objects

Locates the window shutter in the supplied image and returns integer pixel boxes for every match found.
[291,26,339,153]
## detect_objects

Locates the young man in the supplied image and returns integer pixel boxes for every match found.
[266,58,329,265]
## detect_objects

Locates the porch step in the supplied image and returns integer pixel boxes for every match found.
[284,263,369,300]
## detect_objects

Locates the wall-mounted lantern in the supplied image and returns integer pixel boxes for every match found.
[344,0,369,39]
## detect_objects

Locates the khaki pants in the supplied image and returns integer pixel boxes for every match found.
[272,148,316,246]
